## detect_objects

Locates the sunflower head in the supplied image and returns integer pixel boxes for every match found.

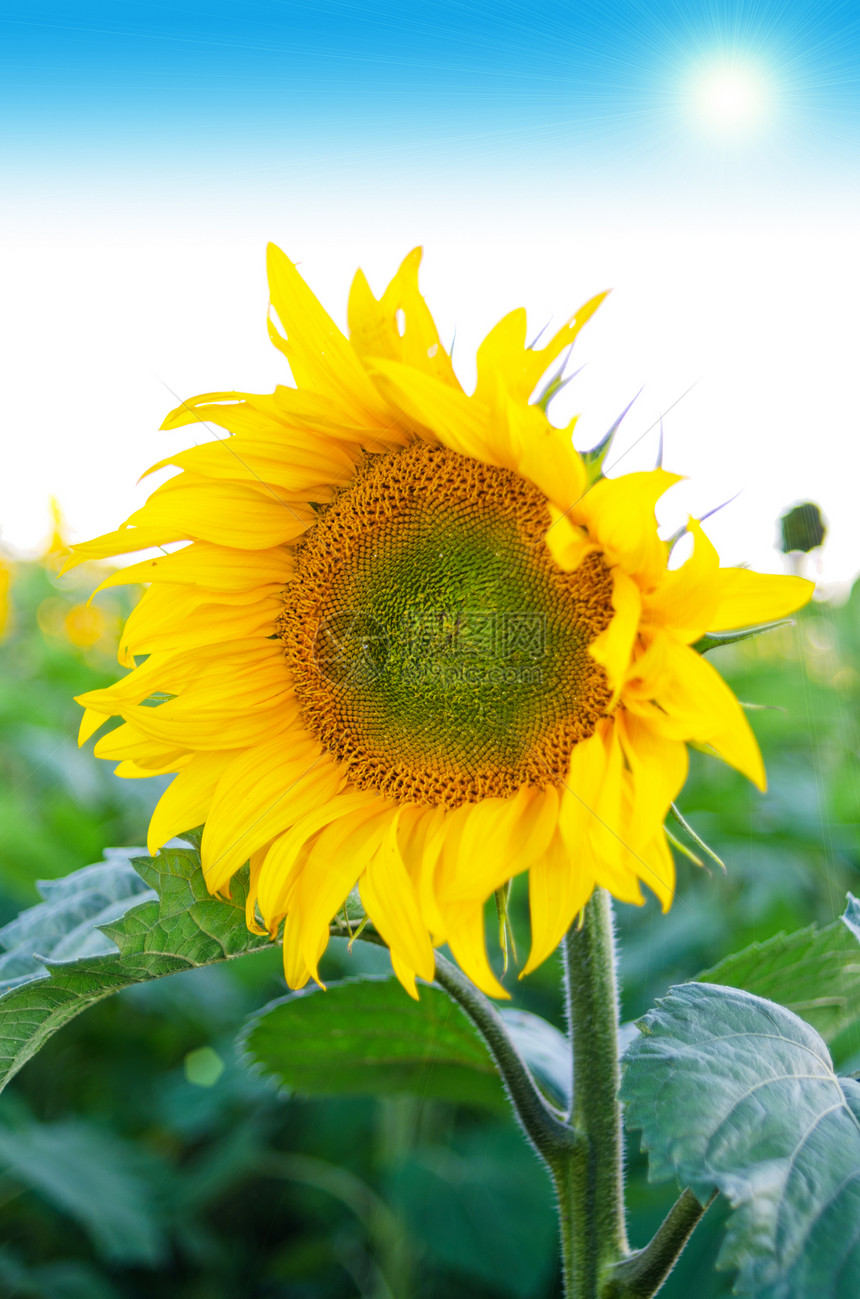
[68,246,813,998]
[279,443,615,808]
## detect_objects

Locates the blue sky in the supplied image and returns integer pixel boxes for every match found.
[4,0,859,195]
[2,1,859,584]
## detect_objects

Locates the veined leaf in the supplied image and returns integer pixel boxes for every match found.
[0,846,570,1114]
[0,842,268,1093]
[0,850,154,989]
[695,893,860,1042]
[241,978,571,1112]
[241,977,506,1110]
[622,982,860,1298]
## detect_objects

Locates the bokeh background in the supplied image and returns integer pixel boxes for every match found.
[1,1,858,1295]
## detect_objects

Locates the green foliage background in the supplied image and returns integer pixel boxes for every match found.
[0,553,857,1298]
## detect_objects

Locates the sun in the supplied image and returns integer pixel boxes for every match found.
[691,62,768,132]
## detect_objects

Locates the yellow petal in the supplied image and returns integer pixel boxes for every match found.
[243,846,273,935]
[474,310,528,406]
[544,509,599,573]
[522,830,594,976]
[161,389,302,438]
[79,639,282,720]
[707,568,814,631]
[201,736,341,892]
[643,519,720,643]
[266,244,392,426]
[268,383,406,448]
[281,911,313,990]
[475,293,609,406]
[256,792,384,923]
[390,949,422,1000]
[61,525,185,574]
[503,399,588,515]
[119,586,282,662]
[120,669,295,750]
[369,358,495,460]
[94,543,292,596]
[637,829,675,912]
[147,751,234,854]
[113,755,191,779]
[410,806,449,941]
[616,710,688,848]
[78,707,108,745]
[622,632,672,701]
[295,806,395,982]
[143,437,354,495]
[442,900,510,999]
[348,248,462,391]
[589,567,642,702]
[128,477,314,550]
[94,721,188,774]
[582,726,644,903]
[442,786,557,904]
[161,386,391,452]
[573,470,680,589]
[558,728,609,855]
[360,813,436,982]
[651,635,766,789]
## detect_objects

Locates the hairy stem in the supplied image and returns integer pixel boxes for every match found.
[331,920,575,1163]
[432,951,577,1161]
[602,1188,716,1298]
[557,888,628,1298]
[335,899,708,1299]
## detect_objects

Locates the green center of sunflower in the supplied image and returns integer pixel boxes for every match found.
[278,445,613,808]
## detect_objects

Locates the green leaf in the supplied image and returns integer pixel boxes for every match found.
[0,841,570,1115]
[695,893,860,1042]
[622,982,860,1298]
[241,977,507,1110]
[388,1125,558,1298]
[241,977,572,1112]
[0,1251,122,1299]
[0,1118,166,1265]
[842,893,860,944]
[0,843,269,1093]
[0,850,154,987]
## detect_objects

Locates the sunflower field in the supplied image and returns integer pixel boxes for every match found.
[0,521,857,1298]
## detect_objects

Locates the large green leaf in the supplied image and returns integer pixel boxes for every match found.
[695,893,860,1041]
[241,977,506,1110]
[388,1126,558,1298]
[622,982,860,1298]
[0,1117,167,1265]
[0,840,268,1093]
[0,844,570,1114]
[241,978,571,1112]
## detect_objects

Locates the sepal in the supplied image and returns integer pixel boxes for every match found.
[693,619,793,655]
[581,391,640,484]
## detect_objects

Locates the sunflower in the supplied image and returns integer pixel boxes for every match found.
[67,247,813,998]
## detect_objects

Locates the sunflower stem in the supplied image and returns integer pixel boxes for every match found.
[556,888,628,1298]
[601,1188,716,1298]
[432,952,577,1161]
